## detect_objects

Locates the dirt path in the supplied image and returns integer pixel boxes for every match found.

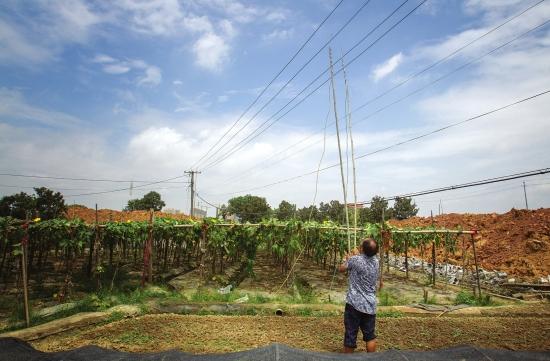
[32,313,550,354]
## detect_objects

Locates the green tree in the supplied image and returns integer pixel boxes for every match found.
[296,205,320,222]
[319,200,345,223]
[34,187,67,220]
[0,192,36,219]
[366,196,391,223]
[391,196,418,220]
[275,200,296,220]
[227,194,271,223]
[125,191,165,211]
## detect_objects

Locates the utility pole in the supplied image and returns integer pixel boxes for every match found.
[185,170,201,217]
[523,181,529,209]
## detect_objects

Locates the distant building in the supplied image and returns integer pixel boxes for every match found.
[163,208,183,214]
[193,208,207,219]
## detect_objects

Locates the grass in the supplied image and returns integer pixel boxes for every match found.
[377,289,407,306]
[378,310,404,318]
[454,291,496,306]
[114,331,153,345]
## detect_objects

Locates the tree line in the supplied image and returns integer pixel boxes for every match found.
[219,194,419,224]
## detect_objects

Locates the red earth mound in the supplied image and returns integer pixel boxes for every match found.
[66,205,192,223]
[388,208,550,280]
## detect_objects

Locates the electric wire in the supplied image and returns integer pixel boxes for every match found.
[211,2,547,184]
[0,173,189,184]
[200,0,422,171]
[190,0,348,170]
[356,168,550,205]
[204,89,550,197]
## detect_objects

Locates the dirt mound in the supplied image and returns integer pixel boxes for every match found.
[65,205,192,223]
[388,208,550,280]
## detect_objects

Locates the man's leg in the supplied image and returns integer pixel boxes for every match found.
[366,339,377,352]
[360,313,377,353]
[343,304,360,353]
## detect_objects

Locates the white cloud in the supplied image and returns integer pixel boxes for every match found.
[113,0,185,35]
[371,53,403,82]
[0,0,102,66]
[0,88,81,127]
[137,66,162,86]
[173,80,183,86]
[92,54,162,86]
[93,54,116,63]
[0,20,53,66]
[263,28,294,42]
[192,32,230,72]
[103,64,132,74]
[182,14,214,33]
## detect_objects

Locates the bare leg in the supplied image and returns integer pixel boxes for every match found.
[366,339,377,352]
[343,346,354,353]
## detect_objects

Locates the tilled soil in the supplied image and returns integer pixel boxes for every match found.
[32,313,550,354]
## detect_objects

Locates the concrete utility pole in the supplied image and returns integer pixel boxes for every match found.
[185,170,201,217]
[523,181,529,209]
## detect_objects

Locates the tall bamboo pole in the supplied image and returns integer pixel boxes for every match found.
[328,48,351,252]
[342,58,358,249]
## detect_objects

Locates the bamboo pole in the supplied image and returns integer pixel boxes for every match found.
[328,47,351,253]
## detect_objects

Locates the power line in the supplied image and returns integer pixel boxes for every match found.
[356,168,550,205]
[0,184,188,192]
[64,173,189,198]
[195,0,376,170]
[189,0,346,170]
[201,0,423,171]
[204,89,550,197]
[0,173,190,184]
[213,10,550,184]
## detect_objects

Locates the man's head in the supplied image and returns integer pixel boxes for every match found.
[361,238,379,257]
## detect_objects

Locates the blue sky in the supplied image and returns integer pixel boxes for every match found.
[1,0,549,216]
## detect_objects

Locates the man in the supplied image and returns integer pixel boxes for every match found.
[338,238,381,353]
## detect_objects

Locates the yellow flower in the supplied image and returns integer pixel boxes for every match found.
[33,217,41,222]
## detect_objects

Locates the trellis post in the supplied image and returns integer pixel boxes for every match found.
[87,204,98,277]
[470,233,482,298]
[405,233,409,280]
[21,213,31,328]
[431,211,436,287]
[148,209,154,284]
[380,208,385,271]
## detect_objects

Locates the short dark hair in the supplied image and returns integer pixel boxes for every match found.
[362,238,378,257]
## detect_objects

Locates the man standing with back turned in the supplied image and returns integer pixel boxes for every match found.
[338,238,380,353]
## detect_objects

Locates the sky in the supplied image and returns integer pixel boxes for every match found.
[1,0,549,217]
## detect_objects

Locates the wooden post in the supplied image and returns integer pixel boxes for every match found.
[198,222,207,281]
[405,235,409,280]
[87,204,98,277]
[378,208,384,289]
[432,240,436,287]
[461,237,466,283]
[21,214,31,328]
[431,211,436,287]
[470,233,482,298]
[148,209,154,284]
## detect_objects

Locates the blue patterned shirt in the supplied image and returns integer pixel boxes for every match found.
[345,254,379,314]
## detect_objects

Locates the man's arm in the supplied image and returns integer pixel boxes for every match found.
[338,260,348,273]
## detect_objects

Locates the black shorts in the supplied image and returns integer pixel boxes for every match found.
[344,303,376,348]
